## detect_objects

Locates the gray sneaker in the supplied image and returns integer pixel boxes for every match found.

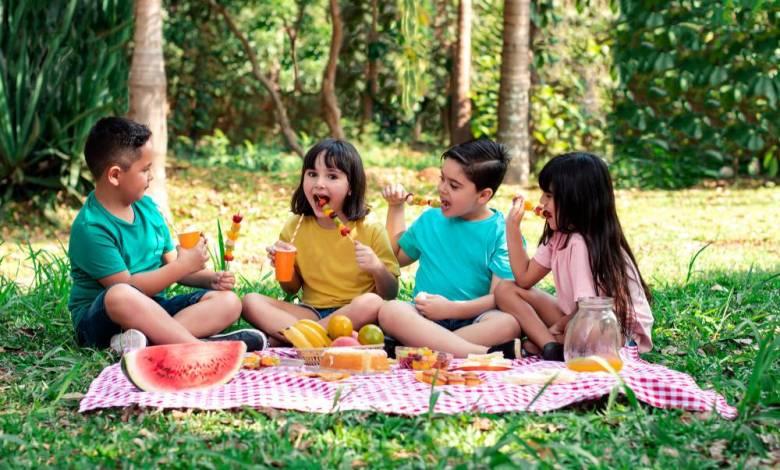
[109,329,148,355]
[205,329,267,352]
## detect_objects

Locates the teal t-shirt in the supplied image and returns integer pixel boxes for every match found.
[399,208,514,301]
[67,192,174,327]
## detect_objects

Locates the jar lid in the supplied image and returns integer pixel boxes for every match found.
[577,296,614,308]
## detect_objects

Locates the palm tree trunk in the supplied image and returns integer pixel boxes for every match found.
[322,0,345,139]
[128,0,169,215]
[450,0,473,146]
[498,0,531,185]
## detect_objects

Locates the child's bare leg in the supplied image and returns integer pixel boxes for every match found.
[377,300,490,358]
[172,290,242,338]
[327,293,383,330]
[242,293,318,345]
[454,311,521,347]
[104,284,199,345]
[495,282,561,350]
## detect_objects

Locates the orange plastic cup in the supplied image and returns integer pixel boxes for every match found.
[275,246,297,282]
[178,231,201,249]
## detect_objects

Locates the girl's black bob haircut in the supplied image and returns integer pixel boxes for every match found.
[291,139,369,220]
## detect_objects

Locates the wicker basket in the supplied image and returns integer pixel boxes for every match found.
[295,344,384,367]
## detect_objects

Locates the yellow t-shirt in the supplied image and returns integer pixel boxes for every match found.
[280,215,401,308]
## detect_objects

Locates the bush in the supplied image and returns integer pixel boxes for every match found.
[611,1,779,187]
[0,0,132,206]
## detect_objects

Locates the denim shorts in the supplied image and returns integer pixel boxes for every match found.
[299,304,341,319]
[409,301,495,332]
[75,285,208,348]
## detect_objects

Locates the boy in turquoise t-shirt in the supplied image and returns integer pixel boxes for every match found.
[68,117,266,353]
[379,139,534,358]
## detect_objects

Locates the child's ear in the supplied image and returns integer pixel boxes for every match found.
[106,165,122,187]
[478,187,494,204]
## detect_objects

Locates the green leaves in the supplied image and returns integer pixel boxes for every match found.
[0,0,132,206]
[612,1,779,187]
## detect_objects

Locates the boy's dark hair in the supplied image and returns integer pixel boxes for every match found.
[538,152,652,340]
[441,139,510,197]
[291,139,369,220]
[84,117,152,178]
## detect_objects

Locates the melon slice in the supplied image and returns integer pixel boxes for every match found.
[121,341,246,392]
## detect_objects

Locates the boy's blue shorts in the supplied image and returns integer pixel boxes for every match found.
[75,285,208,348]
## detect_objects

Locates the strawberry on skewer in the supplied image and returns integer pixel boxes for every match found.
[315,197,356,239]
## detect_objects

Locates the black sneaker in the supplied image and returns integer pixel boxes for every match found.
[383,336,401,358]
[541,342,564,361]
[205,329,268,352]
[487,338,521,359]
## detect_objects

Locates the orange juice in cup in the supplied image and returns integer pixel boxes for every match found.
[274,246,297,282]
[177,227,201,249]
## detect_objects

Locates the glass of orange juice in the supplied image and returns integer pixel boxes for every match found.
[177,227,201,249]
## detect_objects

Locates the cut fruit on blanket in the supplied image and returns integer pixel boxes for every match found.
[121,341,246,392]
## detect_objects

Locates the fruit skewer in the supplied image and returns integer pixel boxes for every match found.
[316,198,357,239]
[404,193,441,208]
[223,213,243,270]
[512,196,544,217]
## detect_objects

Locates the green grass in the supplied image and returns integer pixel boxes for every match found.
[1,161,779,467]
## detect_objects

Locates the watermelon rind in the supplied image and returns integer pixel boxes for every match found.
[121,341,246,392]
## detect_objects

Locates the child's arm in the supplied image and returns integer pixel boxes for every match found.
[382,183,408,257]
[175,264,235,291]
[414,275,505,320]
[96,238,209,296]
[507,196,549,288]
[354,241,399,300]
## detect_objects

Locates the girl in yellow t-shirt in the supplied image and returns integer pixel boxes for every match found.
[242,139,400,345]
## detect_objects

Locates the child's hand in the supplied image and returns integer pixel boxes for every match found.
[210,271,236,291]
[354,241,383,274]
[176,237,209,274]
[414,292,451,320]
[506,194,527,230]
[381,183,408,207]
[265,240,295,267]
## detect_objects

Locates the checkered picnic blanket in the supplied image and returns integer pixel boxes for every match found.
[78,347,737,419]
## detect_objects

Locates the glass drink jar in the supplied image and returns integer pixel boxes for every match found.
[564,297,624,372]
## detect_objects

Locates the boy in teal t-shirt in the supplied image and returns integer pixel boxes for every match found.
[68,117,266,353]
[379,139,534,358]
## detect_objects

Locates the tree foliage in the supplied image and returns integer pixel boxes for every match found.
[611,0,780,187]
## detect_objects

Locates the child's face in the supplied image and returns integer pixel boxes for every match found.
[437,158,491,220]
[117,141,154,204]
[303,152,350,217]
[540,190,557,230]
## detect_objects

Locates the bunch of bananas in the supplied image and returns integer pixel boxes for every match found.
[280,319,332,349]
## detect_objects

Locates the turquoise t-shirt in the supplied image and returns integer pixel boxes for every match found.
[399,208,514,301]
[67,192,174,327]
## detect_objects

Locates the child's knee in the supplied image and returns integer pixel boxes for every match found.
[494,280,516,303]
[352,293,383,314]
[377,300,409,329]
[242,292,268,311]
[208,290,242,321]
[104,283,144,319]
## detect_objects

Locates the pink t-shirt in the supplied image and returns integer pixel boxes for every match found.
[533,232,654,352]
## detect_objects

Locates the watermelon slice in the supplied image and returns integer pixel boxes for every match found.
[121,341,246,392]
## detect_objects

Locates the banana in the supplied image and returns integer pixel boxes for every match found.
[280,326,313,349]
[295,323,327,348]
[297,319,329,341]
[296,320,331,347]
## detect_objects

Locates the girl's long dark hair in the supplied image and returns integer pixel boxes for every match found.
[538,152,652,339]
[291,139,369,220]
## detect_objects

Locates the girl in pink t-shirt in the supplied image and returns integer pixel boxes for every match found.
[494,152,653,360]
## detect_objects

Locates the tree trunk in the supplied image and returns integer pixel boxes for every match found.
[128,0,169,216]
[209,0,304,157]
[360,0,379,132]
[322,0,345,139]
[498,0,531,186]
[450,0,473,146]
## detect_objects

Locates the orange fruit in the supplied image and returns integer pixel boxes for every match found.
[357,324,384,345]
[327,314,353,340]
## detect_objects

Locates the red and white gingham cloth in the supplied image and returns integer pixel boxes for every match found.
[78,347,737,418]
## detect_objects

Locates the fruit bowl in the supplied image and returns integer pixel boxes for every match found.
[395,347,453,370]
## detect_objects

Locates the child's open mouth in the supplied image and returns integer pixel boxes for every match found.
[313,195,330,208]
[440,200,451,211]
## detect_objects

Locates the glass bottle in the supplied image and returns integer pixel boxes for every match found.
[564,297,623,372]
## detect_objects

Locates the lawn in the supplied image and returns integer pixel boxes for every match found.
[0,156,778,467]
